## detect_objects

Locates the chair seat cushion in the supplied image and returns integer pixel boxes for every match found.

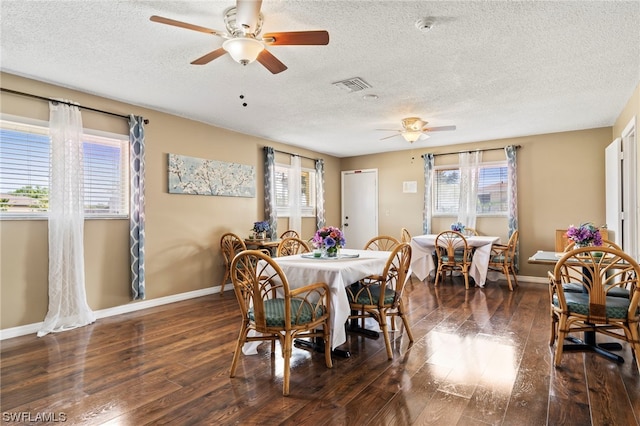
[348,284,396,305]
[249,298,324,327]
[552,293,631,319]
[562,282,630,298]
[441,254,466,263]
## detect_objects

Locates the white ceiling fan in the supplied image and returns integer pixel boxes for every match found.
[379,117,456,143]
[149,0,329,74]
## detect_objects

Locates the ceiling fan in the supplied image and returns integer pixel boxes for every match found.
[149,0,329,74]
[379,117,456,143]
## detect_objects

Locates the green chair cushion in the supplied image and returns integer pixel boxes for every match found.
[348,284,396,305]
[562,282,630,298]
[552,293,631,319]
[249,298,324,327]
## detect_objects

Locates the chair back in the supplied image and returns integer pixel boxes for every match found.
[231,250,298,333]
[461,228,479,236]
[382,243,412,304]
[435,230,471,266]
[221,233,247,265]
[505,230,519,261]
[279,229,300,239]
[563,238,621,252]
[364,235,400,251]
[552,246,640,325]
[400,228,411,243]
[277,237,311,257]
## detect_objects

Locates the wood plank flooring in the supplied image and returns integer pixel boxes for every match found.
[1,278,639,425]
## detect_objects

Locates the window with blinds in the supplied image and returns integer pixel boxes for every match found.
[433,162,508,216]
[0,116,129,218]
[275,164,316,217]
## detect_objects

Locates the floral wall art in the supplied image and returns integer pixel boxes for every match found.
[168,153,255,197]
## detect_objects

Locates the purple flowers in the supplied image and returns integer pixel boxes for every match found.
[451,222,465,232]
[565,223,603,247]
[252,221,269,233]
[312,226,346,251]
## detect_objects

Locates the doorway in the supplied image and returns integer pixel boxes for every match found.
[341,169,378,249]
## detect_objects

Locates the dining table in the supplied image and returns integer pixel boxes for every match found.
[528,250,624,363]
[409,234,500,286]
[245,248,391,357]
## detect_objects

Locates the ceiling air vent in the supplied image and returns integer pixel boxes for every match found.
[332,77,372,93]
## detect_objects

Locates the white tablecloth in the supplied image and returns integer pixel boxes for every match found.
[249,249,390,351]
[409,235,500,287]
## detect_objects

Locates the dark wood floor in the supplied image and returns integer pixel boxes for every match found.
[2,277,639,425]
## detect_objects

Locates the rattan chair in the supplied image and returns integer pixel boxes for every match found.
[434,230,473,289]
[364,235,400,251]
[460,227,479,236]
[220,232,247,294]
[487,230,519,291]
[279,229,300,239]
[229,250,332,396]
[347,243,414,359]
[276,237,311,257]
[400,228,411,243]
[548,246,640,373]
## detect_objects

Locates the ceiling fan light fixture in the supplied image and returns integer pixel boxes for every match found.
[402,131,424,143]
[223,37,264,65]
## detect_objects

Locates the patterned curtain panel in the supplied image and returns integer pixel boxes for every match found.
[289,155,302,235]
[422,154,435,234]
[129,115,146,300]
[458,151,482,229]
[315,159,325,229]
[264,147,278,239]
[39,100,95,337]
[505,145,519,270]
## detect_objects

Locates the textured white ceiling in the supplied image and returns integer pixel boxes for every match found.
[1,1,639,157]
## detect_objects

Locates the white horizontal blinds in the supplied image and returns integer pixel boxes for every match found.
[275,164,316,216]
[478,165,508,214]
[0,124,50,212]
[83,134,128,215]
[433,163,508,215]
[433,169,459,215]
[275,166,289,208]
[0,117,128,217]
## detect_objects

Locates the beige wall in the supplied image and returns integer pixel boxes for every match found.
[0,73,341,329]
[1,72,637,330]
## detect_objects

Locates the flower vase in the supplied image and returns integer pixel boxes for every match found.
[326,247,338,257]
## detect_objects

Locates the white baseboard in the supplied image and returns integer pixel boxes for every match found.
[0,285,223,341]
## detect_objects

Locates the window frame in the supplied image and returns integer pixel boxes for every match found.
[432,160,509,218]
[0,114,130,220]
[274,163,317,218]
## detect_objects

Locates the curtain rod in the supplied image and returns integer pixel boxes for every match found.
[421,145,520,158]
[273,148,317,162]
[0,87,149,124]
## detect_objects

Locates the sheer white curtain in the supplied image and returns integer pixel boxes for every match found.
[288,155,302,235]
[457,151,482,230]
[38,100,95,337]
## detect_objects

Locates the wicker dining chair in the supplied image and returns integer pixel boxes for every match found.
[229,250,333,396]
[347,243,414,360]
[461,228,479,236]
[219,232,247,295]
[279,229,300,239]
[400,228,412,243]
[276,237,311,257]
[548,246,640,373]
[434,230,473,289]
[364,235,400,251]
[487,230,519,291]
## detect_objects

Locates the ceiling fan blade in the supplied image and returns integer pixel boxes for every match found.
[235,0,263,33]
[263,30,329,45]
[423,125,457,132]
[256,50,288,74]
[150,15,226,37]
[380,133,401,141]
[191,48,227,65]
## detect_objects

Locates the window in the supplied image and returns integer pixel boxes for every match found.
[433,162,508,216]
[275,164,316,217]
[0,116,129,218]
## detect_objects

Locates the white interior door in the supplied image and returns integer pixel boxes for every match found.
[341,169,378,249]
[605,138,622,246]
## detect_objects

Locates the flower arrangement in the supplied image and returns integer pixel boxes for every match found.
[312,226,346,256]
[565,222,603,247]
[451,222,465,232]
[252,221,270,234]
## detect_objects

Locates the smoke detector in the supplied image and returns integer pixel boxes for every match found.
[415,18,434,32]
